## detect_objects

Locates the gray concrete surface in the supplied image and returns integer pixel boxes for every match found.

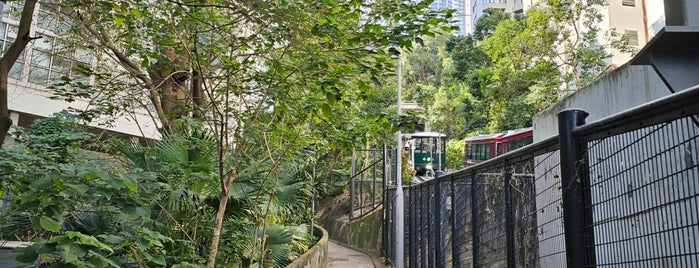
[327,240,388,268]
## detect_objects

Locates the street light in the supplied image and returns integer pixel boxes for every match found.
[394,55,405,268]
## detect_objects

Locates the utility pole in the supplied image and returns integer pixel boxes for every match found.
[394,56,405,268]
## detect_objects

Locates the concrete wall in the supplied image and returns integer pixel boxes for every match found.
[532,64,668,142]
[286,226,329,268]
[347,207,384,255]
[317,195,383,257]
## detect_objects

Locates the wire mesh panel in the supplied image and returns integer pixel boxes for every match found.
[532,151,567,266]
[452,174,474,267]
[585,117,699,267]
[509,158,541,267]
[427,182,437,267]
[473,164,509,267]
[440,178,454,267]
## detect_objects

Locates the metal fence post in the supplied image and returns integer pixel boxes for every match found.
[504,159,515,268]
[350,150,356,221]
[372,149,377,206]
[558,109,596,268]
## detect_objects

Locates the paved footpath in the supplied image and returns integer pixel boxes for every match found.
[327,240,390,268]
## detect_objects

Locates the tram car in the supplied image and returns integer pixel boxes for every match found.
[463,127,533,167]
[404,132,447,176]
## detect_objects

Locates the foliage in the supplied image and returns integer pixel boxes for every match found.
[0,115,174,267]
[1,115,320,267]
[445,139,465,171]
[36,0,455,266]
[401,149,415,185]
[473,8,514,41]
[401,0,634,144]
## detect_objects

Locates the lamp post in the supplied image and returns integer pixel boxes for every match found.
[394,56,405,268]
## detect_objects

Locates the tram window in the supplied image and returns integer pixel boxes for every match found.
[507,136,533,152]
[467,143,491,161]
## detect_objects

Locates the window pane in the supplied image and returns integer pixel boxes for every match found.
[3,2,23,20]
[6,24,17,42]
[31,49,51,68]
[0,22,6,39]
[49,70,68,85]
[75,48,92,63]
[53,56,72,72]
[37,11,57,30]
[9,62,23,79]
[34,36,53,51]
[29,67,49,85]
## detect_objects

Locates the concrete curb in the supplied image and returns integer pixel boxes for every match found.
[286,225,329,268]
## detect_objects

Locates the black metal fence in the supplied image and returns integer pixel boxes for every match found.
[383,85,699,267]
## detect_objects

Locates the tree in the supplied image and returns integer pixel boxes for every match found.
[473,8,513,41]
[477,0,631,131]
[0,0,37,148]
[39,0,452,266]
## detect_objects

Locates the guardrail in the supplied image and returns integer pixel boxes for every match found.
[350,147,392,221]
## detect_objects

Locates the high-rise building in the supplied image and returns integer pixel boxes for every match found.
[429,0,470,35]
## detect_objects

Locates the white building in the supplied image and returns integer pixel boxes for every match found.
[1,2,160,143]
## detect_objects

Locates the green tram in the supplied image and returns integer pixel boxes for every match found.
[404,132,447,177]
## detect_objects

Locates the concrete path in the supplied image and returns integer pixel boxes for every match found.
[327,240,388,268]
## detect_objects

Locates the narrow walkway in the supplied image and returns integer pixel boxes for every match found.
[327,240,388,268]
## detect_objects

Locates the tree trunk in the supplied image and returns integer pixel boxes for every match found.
[207,182,231,267]
[0,0,37,148]
[148,47,190,130]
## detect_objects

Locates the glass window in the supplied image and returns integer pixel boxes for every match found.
[9,62,23,79]
[31,49,51,68]
[3,1,23,21]
[34,36,53,51]
[49,71,68,85]
[29,67,49,85]
[6,24,18,42]
[52,56,72,72]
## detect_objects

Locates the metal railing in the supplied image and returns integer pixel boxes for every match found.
[383,84,699,267]
[349,147,392,221]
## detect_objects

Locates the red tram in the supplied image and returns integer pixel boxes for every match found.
[463,127,533,167]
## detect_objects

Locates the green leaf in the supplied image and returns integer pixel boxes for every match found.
[58,243,87,263]
[112,15,124,27]
[67,231,114,253]
[121,174,138,192]
[87,251,121,268]
[66,183,89,194]
[15,243,40,263]
[39,215,60,232]
[151,255,166,266]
